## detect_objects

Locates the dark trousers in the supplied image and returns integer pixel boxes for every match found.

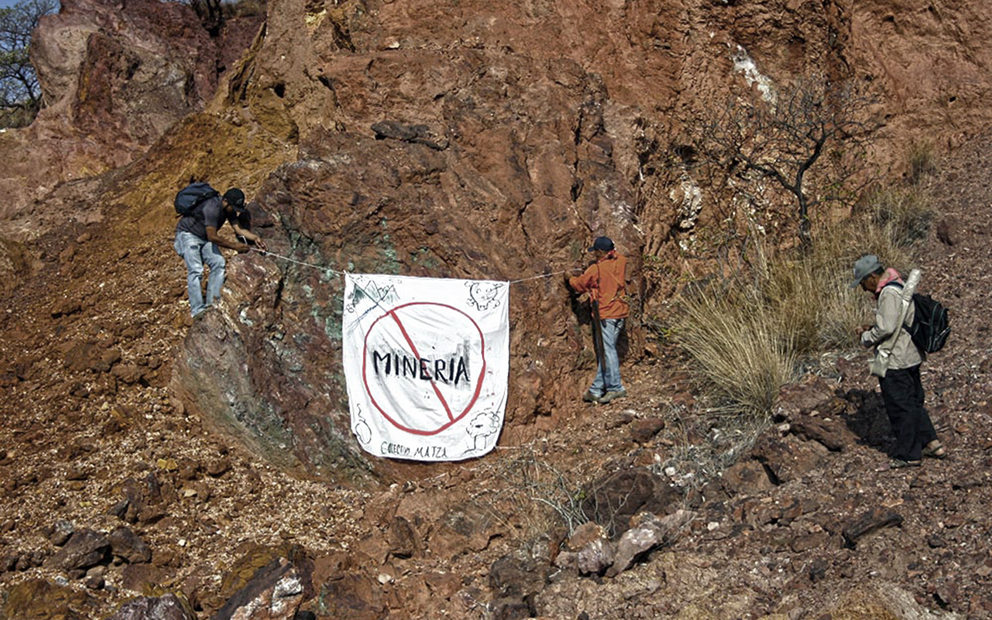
[878,365,938,461]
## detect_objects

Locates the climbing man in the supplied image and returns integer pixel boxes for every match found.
[852,254,945,468]
[174,184,266,319]
[566,236,629,404]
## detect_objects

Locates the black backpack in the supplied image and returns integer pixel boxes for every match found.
[174,182,219,217]
[885,282,951,353]
[908,293,950,353]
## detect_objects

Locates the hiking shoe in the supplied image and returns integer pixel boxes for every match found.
[192,305,214,321]
[582,391,602,404]
[888,458,922,469]
[600,389,627,404]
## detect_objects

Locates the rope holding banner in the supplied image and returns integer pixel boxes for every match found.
[249,246,568,285]
[248,247,345,276]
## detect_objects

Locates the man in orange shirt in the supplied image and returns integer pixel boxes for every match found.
[566,236,629,404]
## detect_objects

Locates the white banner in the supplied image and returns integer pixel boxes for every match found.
[342,274,509,461]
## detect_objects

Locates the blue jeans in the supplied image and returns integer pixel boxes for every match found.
[590,318,624,394]
[174,231,226,317]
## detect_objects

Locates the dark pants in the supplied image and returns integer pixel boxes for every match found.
[878,365,938,461]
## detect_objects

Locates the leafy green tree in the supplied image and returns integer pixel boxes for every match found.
[0,0,57,128]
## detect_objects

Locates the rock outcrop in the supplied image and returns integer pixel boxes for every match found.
[0,0,262,236]
[159,0,992,479]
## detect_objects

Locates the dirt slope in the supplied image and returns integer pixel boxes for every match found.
[1,135,991,618]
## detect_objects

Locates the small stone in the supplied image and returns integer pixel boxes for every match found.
[48,520,75,546]
[85,565,106,590]
[629,418,666,444]
[927,535,947,548]
[206,458,231,477]
[109,526,152,564]
[51,529,111,571]
[387,516,419,559]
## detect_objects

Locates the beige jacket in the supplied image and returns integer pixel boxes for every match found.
[861,282,922,370]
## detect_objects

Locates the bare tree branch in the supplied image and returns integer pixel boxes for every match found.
[697,75,882,249]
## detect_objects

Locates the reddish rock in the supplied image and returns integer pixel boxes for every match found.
[429,503,501,560]
[112,363,145,384]
[790,415,858,452]
[582,467,680,537]
[629,418,666,444]
[750,434,825,485]
[109,526,153,564]
[489,548,550,601]
[790,531,833,553]
[387,516,420,559]
[721,460,775,497]
[842,508,904,549]
[313,573,385,620]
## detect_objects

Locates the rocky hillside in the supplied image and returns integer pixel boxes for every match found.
[1,0,992,618]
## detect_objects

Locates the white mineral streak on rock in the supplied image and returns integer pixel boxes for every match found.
[670,170,703,231]
[732,45,776,103]
[606,509,694,577]
[576,537,616,575]
[270,574,304,616]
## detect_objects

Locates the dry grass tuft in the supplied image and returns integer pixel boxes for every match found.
[674,169,936,419]
[468,445,590,538]
[907,141,938,185]
[677,288,797,418]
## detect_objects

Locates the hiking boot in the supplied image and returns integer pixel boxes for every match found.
[600,389,627,404]
[582,391,602,404]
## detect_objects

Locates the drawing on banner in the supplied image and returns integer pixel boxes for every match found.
[463,410,500,456]
[343,274,509,462]
[352,404,372,445]
[346,277,399,314]
[467,281,505,311]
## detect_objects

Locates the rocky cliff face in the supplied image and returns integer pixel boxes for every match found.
[165,0,992,479]
[0,0,262,232]
[3,0,992,618]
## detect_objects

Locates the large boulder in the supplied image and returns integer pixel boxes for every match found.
[173,105,642,479]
